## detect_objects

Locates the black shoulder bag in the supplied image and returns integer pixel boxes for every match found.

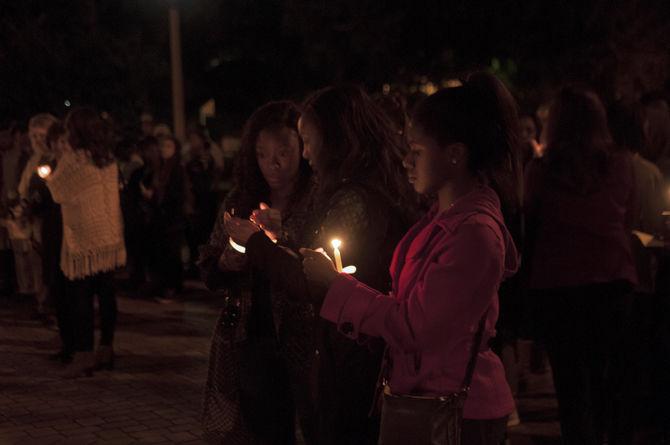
[378,312,488,445]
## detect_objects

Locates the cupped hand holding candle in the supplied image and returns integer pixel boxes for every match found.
[300,247,339,287]
[250,202,282,241]
[224,211,261,246]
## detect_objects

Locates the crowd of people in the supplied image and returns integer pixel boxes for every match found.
[1,72,670,445]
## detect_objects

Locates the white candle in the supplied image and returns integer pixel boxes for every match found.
[331,239,343,272]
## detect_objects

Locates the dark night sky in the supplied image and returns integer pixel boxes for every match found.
[1,0,669,131]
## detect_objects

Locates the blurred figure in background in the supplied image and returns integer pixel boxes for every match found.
[152,123,173,140]
[46,107,126,377]
[122,136,159,292]
[185,129,219,276]
[140,112,155,139]
[609,101,665,235]
[641,95,670,179]
[519,113,543,165]
[0,122,22,297]
[141,136,190,302]
[525,87,637,445]
[39,122,71,362]
[8,113,57,319]
[115,137,144,189]
[608,99,668,443]
[640,93,670,444]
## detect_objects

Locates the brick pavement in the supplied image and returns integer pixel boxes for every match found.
[0,282,218,445]
[0,282,562,445]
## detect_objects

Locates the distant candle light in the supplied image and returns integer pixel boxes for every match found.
[37,165,51,178]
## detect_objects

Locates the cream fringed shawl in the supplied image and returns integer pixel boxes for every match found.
[46,151,126,280]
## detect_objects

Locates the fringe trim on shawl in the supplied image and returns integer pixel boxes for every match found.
[61,243,127,280]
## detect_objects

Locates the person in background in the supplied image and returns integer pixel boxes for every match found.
[199,101,315,444]
[0,122,21,296]
[46,107,126,377]
[141,136,190,302]
[37,122,71,362]
[639,93,670,444]
[140,112,155,138]
[226,84,415,445]
[608,98,668,444]
[115,137,144,188]
[185,129,219,276]
[519,113,543,164]
[641,95,670,179]
[525,87,637,445]
[123,136,159,292]
[609,102,665,248]
[152,123,173,140]
[9,113,57,319]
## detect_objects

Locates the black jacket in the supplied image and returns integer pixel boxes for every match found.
[246,182,409,445]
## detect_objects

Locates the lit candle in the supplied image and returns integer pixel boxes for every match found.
[331,239,343,272]
[37,165,52,179]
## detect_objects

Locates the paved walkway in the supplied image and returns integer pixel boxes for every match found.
[0,282,562,444]
[0,283,218,445]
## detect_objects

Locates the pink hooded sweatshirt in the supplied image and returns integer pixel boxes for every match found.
[320,184,518,419]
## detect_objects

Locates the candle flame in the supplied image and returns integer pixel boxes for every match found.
[37,165,52,178]
[342,265,357,274]
[331,239,341,249]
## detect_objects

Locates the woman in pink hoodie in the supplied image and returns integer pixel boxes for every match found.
[302,72,522,445]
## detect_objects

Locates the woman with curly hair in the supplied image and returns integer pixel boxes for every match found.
[199,101,314,444]
[227,85,416,444]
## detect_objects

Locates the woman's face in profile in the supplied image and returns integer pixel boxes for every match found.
[297,116,323,177]
[404,123,453,195]
[255,126,302,191]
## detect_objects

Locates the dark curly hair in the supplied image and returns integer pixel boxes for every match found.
[65,107,114,168]
[300,84,413,209]
[228,101,311,218]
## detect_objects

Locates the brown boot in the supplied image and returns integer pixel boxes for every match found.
[61,351,94,379]
[94,345,115,371]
